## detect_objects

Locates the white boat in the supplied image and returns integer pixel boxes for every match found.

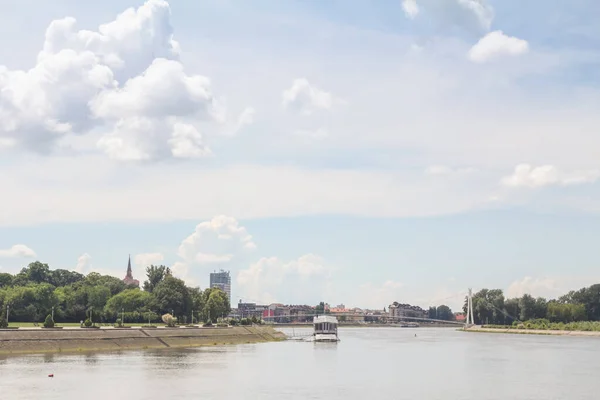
[313,315,340,342]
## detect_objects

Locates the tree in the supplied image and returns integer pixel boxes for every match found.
[0,315,7,328]
[428,307,437,319]
[153,276,190,316]
[436,305,453,321]
[104,289,155,317]
[43,314,54,328]
[504,298,520,323]
[143,265,171,293]
[20,262,52,284]
[0,273,12,288]
[519,294,537,321]
[315,302,325,315]
[50,269,84,287]
[203,288,230,323]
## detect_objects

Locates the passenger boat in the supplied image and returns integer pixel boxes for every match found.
[313,315,340,342]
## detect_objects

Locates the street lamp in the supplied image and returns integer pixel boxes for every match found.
[121,308,125,326]
[51,306,54,322]
[6,304,9,324]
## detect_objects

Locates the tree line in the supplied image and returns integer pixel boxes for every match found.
[0,262,231,324]
[463,285,600,325]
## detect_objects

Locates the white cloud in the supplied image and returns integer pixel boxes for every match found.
[403,0,494,32]
[75,252,92,273]
[0,245,36,258]
[236,254,332,304]
[282,78,333,115]
[402,0,420,18]
[172,216,256,283]
[501,164,600,188]
[505,277,559,299]
[0,0,224,160]
[468,31,529,63]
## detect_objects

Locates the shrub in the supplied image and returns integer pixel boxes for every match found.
[0,315,7,329]
[203,321,213,327]
[162,313,177,327]
[43,314,55,328]
[84,318,92,327]
[115,318,123,327]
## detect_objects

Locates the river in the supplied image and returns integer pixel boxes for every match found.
[1,327,598,399]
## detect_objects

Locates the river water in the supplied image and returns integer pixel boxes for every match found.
[1,327,599,399]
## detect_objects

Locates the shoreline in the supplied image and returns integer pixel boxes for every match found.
[0,326,286,356]
[273,323,458,328]
[464,326,600,337]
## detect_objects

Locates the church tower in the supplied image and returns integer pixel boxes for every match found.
[123,255,140,287]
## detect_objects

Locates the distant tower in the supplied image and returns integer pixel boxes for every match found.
[123,255,140,287]
[210,270,231,304]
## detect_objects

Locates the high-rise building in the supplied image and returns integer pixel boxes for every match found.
[210,270,231,304]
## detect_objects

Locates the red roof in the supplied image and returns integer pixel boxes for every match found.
[455,314,466,321]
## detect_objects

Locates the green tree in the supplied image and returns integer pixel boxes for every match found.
[504,298,520,323]
[436,305,453,321]
[315,302,325,315]
[428,306,437,319]
[143,265,171,293]
[43,314,54,328]
[203,288,230,323]
[104,289,155,317]
[0,314,7,328]
[0,273,13,288]
[153,276,190,316]
[519,294,537,321]
[50,269,84,287]
[20,262,52,284]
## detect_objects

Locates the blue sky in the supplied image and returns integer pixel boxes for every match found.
[0,0,599,310]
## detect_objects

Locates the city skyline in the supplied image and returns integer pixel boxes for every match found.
[1,0,600,312]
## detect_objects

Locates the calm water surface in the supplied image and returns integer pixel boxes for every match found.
[1,327,599,399]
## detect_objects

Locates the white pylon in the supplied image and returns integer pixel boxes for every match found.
[466,288,475,326]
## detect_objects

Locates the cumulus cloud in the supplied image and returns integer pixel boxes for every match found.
[172,216,256,282]
[402,0,494,33]
[501,164,600,188]
[236,254,332,304]
[468,31,529,63]
[0,0,223,160]
[402,0,420,18]
[75,252,92,273]
[282,78,333,115]
[0,245,37,258]
[506,277,560,299]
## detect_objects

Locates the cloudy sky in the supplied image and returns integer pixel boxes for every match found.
[0,0,599,310]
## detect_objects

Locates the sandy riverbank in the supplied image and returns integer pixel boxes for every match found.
[464,326,600,337]
[0,326,286,356]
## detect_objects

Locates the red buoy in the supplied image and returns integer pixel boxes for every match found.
[48,374,54,378]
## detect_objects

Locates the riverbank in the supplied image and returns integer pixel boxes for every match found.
[0,325,286,356]
[273,323,457,328]
[464,326,600,337]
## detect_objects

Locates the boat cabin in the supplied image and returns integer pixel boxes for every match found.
[313,315,339,341]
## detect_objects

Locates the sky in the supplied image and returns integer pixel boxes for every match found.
[0,0,599,311]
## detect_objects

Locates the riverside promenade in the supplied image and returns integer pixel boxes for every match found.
[0,325,286,356]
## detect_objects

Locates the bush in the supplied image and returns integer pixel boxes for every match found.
[228,319,239,326]
[0,315,7,329]
[43,314,55,328]
[84,318,92,327]
[162,313,177,327]
[115,318,123,327]
[202,321,213,327]
[240,318,252,326]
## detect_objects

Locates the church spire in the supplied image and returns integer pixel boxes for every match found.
[126,254,132,278]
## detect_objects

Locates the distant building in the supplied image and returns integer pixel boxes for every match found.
[388,302,427,320]
[123,255,139,287]
[210,270,231,304]
[455,313,466,322]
